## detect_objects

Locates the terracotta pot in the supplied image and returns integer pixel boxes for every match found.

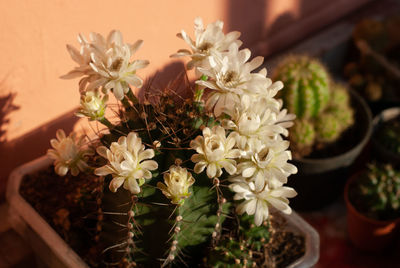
[344,171,400,251]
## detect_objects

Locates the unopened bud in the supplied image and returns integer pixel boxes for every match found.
[153,140,161,148]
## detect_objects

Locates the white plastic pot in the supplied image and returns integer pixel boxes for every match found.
[6,156,319,268]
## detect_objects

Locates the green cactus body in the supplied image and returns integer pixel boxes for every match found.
[328,83,354,134]
[274,59,355,156]
[98,180,134,265]
[207,214,268,267]
[331,106,354,131]
[274,56,330,119]
[354,164,400,220]
[290,119,315,151]
[132,178,229,266]
[315,113,341,142]
[96,91,230,266]
[331,84,350,108]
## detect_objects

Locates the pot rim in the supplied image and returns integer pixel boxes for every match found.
[344,170,400,225]
[294,87,373,165]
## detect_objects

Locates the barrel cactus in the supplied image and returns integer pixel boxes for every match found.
[273,55,331,119]
[273,56,355,157]
[46,18,299,267]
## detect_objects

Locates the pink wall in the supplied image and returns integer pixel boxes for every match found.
[0,0,372,199]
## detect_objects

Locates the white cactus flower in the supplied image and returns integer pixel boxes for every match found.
[222,96,295,150]
[94,131,158,194]
[196,43,267,117]
[230,181,297,226]
[47,129,93,176]
[231,139,297,190]
[171,17,242,70]
[76,91,108,120]
[62,30,148,100]
[190,126,241,178]
[157,165,195,205]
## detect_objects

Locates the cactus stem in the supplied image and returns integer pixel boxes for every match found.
[212,182,225,245]
[162,205,184,267]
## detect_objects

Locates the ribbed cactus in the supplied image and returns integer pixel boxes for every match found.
[273,56,355,157]
[93,90,231,266]
[354,163,400,220]
[273,55,331,119]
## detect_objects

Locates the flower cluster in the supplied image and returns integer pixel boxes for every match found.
[175,17,298,226]
[50,17,297,228]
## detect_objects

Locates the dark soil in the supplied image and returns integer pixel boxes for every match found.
[20,168,103,267]
[20,167,306,267]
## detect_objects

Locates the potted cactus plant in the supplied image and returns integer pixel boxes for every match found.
[272,55,372,210]
[372,107,400,166]
[344,163,400,251]
[7,18,320,267]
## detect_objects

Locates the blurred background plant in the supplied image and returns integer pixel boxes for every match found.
[349,163,400,221]
[273,55,354,158]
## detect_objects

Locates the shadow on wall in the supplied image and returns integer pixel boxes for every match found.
[226,0,301,55]
[0,93,20,144]
[226,0,374,57]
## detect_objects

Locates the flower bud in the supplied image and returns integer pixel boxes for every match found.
[157,165,195,205]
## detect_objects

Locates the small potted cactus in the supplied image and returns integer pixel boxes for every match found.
[344,163,400,251]
[272,55,372,209]
[372,107,400,166]
[7,18,320,267]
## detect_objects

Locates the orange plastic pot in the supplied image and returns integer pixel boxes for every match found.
[344,172,400,251]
